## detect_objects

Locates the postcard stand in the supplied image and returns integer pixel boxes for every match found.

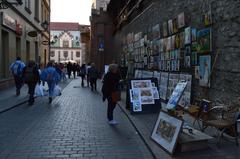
[126,78,161,114]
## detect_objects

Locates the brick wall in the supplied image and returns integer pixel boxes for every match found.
[112,0,240,103]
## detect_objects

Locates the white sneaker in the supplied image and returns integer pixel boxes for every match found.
[108,120,119,125]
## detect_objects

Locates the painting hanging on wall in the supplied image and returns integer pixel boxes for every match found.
[173,18,178,34]
[151,111,183,155]
[197,28,212,53]
[195,66,200,79]
[177,12,185,29]
[191,51,198,65]
[168,19,173,35]
[191,28,197,42]
[203,10,212,26]
[199,55,211,87]
[184,27,191,45]
[163,22,168,37]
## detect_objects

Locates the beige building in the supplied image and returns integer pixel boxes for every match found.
[0,0,51,89]
[50,22,82,64]
[91,0,110,11]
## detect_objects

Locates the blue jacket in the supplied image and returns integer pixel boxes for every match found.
[40,67,60,82]
[10,60,25,75]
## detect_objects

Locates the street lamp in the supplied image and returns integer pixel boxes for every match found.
[0,0,23,9]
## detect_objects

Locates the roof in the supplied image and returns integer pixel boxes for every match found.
[50,22,80,31]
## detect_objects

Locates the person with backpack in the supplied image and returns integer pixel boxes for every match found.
[79,64,86,87]
[40,62,60,104]
[88,63,99,91]
[10,57,26,96]
[22,60,40,105]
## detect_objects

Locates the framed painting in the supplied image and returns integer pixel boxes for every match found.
[151,111,183,155]
[163,22,168,37]
[199,55,211,87]
[177,12,185,29]
[168,19,173,35]
[166,82,187,110]
[197,28,212,53]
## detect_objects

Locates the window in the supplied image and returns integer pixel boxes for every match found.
[50,51,55,57]
[71,51,73,60]
[25,0,31,14]
[63,40,69,48]
[76,52,80,58]
[63,51,68,58]
[34,0,39,22]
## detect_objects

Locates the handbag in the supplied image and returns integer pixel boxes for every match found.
[111,91,121,103]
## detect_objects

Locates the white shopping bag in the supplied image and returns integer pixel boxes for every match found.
[53,85,62,96]
[35,84,44,97]
[43,83,49,91]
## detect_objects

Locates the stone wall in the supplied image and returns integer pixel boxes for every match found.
[113,0,240,103]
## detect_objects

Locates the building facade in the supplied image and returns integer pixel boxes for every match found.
[50,22,90,65]
[90,0,240,104]
[0,0,51,89]
[91,0,110,11]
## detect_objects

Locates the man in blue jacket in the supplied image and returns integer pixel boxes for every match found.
[41,62,60,103]
[10,57,25,96]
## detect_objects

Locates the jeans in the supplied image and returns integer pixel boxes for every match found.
[90,78,97,91]
[47,81,56,97]
[107,97,116,121]
[14,75,23,93]
[27,83,37,104]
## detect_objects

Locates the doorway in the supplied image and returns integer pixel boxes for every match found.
[1,31,9,79]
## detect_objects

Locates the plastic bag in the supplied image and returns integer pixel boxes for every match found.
[35,84,44,97]
[53,85,62,96]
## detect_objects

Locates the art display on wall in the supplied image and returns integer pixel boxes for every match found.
[152,87,160,99]
[197,28,212,53]
[160,72,169,100]
[142,71,154,78]
[166,82,187,110]
[203,10,212,26]
[173,18,178,33]
[199,55,211,87]
[195,66,200,79]
[178,74,192,107]
[151,111,183,155]
[191,51,198,65]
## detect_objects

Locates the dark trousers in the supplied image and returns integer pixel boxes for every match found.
[27,83,37,104]
[14,75,23,94]
[90,78,97,91]
[81,76,85,86]
[73,71,76,78]
[67,71,71,79]
[107,97,116,121]
[87,75,90,87]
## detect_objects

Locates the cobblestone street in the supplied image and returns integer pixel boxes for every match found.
[0,79,152,159]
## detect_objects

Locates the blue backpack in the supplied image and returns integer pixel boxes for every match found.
[12,62,22,76]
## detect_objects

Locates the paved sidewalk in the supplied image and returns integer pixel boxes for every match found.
[0,79,153,159]
[0,80,71,113]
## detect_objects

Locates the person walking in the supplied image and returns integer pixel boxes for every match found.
[79,64,86,87]
[88,63,99,91]
[10,57,26,96]
[41,62,60,104]
[86,63,91,87]
[102,64,121,125]
[22,60,40,106]
[66,62,72,79]
[72,63,77,78]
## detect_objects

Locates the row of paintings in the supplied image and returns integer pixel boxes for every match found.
[134,70,193,107]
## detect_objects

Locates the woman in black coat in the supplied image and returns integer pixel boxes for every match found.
[102,64,121,125]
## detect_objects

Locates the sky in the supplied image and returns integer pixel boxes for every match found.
[51,0,92,25]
